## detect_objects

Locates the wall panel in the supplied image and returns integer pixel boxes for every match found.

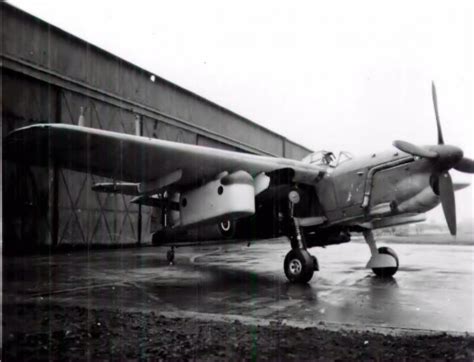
[1,3,312,251]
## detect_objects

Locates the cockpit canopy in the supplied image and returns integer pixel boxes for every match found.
[302,150,353,167]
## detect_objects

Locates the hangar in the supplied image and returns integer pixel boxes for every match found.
[1,3,311,253]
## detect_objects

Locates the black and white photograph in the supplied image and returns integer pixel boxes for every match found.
[1,0,473,360]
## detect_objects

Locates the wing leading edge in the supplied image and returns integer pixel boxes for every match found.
[5,124,324,189]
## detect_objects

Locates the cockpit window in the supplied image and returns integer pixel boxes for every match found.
[302,150,336,166]
[337,151,353,165]
[302,150,353,167]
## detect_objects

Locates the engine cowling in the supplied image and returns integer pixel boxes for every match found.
[396,186,440,214]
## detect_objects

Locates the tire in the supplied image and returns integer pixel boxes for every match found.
[312,255,319,271]
[372,246,399,277]
[284,249,315,283]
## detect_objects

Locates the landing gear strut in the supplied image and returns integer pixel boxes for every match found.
[166,246,175,265]
[363,230,399,277]
[284,216,318,283]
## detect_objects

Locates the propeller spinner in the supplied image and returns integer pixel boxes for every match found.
[393,82,473,235]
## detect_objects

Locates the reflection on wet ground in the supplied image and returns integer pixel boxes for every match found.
[2,238,473,333]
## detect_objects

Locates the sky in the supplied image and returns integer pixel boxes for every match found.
[9,0,473,226]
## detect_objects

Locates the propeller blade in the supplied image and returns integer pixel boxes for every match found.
[454,157,474,173]
[432,81,444,145]
[438,171,456,235]
[393,140,438,158]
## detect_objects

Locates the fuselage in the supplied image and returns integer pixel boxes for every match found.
[315,148,440,228]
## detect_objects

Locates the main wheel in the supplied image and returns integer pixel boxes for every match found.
[372,247,399,277]
[284,249,315,283]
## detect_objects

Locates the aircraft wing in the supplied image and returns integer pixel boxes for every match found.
[4,124,323,189]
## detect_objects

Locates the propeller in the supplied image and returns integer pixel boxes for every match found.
[392,82,473,235]
[392,140,438,159]
[438,171,456,235]
[432,81,444,145]
[454,157,474,173]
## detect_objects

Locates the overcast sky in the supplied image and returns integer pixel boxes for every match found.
[10,0,473,226]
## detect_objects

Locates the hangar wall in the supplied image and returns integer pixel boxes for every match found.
[1,3,312,251]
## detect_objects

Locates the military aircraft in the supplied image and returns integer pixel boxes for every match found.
[5,83,473,283]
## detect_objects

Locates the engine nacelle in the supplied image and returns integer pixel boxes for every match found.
[179,170,255,227]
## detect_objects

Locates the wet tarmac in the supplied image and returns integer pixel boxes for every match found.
[2,237,474,334]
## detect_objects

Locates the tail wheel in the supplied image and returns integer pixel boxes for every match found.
[284,249,315,283]
[372,247,399,277]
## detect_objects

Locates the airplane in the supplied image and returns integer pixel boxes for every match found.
[4,82,473,283]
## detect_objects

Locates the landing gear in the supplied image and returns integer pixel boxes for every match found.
[363,230,399,277]
[284,248,316,283]
[372,247,399,277]
[284,217,318,283]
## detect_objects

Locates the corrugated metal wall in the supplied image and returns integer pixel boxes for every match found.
[1,3,312,251]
